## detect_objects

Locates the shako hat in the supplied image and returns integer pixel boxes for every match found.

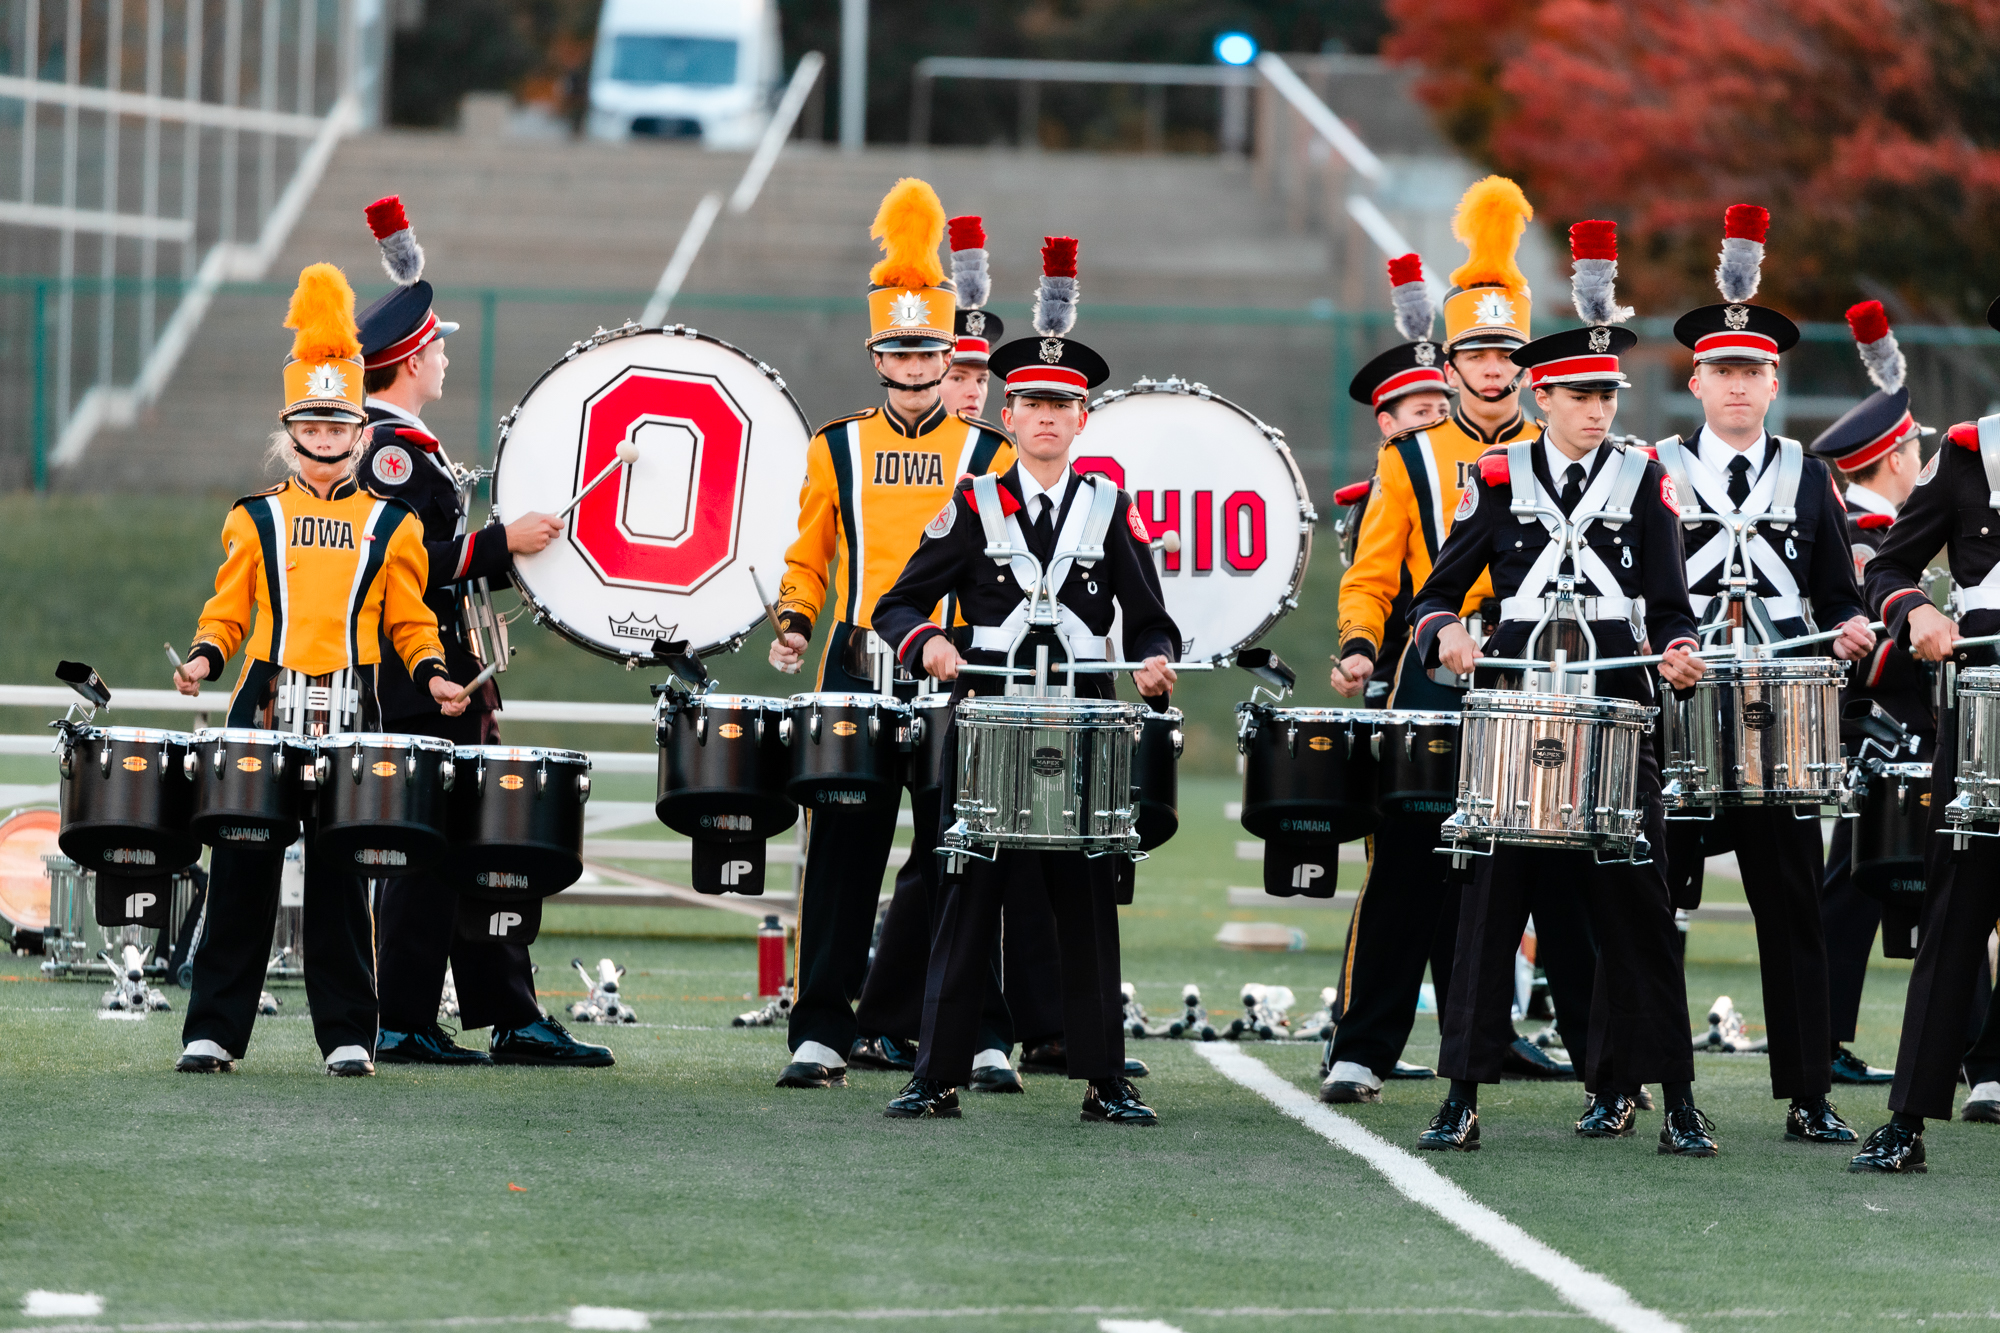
[1673,205,1799,364]
[1349,253,1453,408]
[1441,176,1534,353]
[865,178,956,352]
[1512,220,1636,390]
[356,196,458,372]
[280,262,366,423]
[1809,301,1928,471]
[987,236,1109,400]
[948,215,1003,364]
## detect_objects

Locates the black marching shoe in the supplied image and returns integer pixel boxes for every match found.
[884,1076,961,1119]
[1124,1057,1150,1079]
[1785,1097,1858,1144]
[1417,1098,1480,1151]
[1849,1122,1926,1173]
[175,1048,234,1074]
[848,1035,916,1071]
[969,1065,1025,1094]
[325,1044,376,1077]
[1081,1078,1158,1125]
[1320,1077,1381,1105]
[490,1016,614,1068]
[1659,1105,1719,1156]
[377,1024,493,1066]
[1963,1093,2000,1124]
[1388,1059,1437,1079]
[1019,1039,1067,1075]
[1830,1047,1894,1084]
[776,1061,846,1089]
[1501,1037,1573,1080]
[1576,1092,1639,1138]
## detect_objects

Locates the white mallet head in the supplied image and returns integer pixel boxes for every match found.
[1157,531,1182,555]
[615,440,640,465]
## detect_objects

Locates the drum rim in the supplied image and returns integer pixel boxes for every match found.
[684,693,791,710]
[1377,711,1464,726]
[1699,658,1849,681]
[190,727,316,746]
[1463,688,1655,721]
[492,325,813,666]
[1083,377,1314,663]
[1956,666,2000,690]
[71,726,193,742]
[317,732,457,752]
[787,692,913,712]
[453,745,592,765]
[957,697,1144,720]
[1871,762,1933,777]
[1235,702,1378,721]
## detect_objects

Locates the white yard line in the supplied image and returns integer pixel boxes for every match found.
[1196,1043,1684,1333]
[1100,1322,1183,1333]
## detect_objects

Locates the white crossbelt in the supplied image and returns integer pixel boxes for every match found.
[1653,435,1807,623]
[1495,442,1649,627]
[967,472,1119,660]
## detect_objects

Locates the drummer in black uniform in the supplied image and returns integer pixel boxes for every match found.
[353,197,610,1069]
[1808,301,1936,1087]
[1405,220,1719,1155]
[870,236,1179,1125]
[1654,206,1874,1145]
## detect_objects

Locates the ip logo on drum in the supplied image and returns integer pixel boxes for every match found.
[487,911,525,936]
[124,891,157,917]
[1531,739,1566,768]
[719,859,755,886]
[1290,863,1326,891]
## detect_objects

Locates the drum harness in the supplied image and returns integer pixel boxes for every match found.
[967,471,1122,698]
[1653,435,1808,650]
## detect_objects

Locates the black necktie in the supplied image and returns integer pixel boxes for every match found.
[1728,454,1752,509]
[1559,462,1586,516]
[1030,497,1056,561]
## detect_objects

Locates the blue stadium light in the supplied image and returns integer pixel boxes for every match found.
[1214,32,1257,66]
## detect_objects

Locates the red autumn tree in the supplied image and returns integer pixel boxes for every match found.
[1383,0,2000,322]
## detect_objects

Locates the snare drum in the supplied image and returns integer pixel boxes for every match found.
[655,693,798,841]
[1237,706,1380,846]
[1663,658,1847,808]
[782,693,912,810]
[1852,761,1932,901]
[40,853,195,978]
[185,729,314,847]
[1375,711,1462,820]
[947,696,1143,854]
[310,734,455,876]
[56,727,199,876]
[1948,667,2000,832]
[448,747,592,899]
[1135,707,1185,852]
[1443,690,1654,857]
[906,694,955,798]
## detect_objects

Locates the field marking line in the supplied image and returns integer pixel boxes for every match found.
[1195,1043,1684,1333]
[22,1295,104,1318]
[565,1312,647,1331]
[1100,1322,1183,1333]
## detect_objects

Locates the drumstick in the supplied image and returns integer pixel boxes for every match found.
[164,642,192,684]
[747,565,800,676]
[554,441,640,520]
[447,662,499,705]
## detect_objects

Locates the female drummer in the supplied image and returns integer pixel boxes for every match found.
[169,262,464,1078]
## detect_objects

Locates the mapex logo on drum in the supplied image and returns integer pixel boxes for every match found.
[477,872,532,890]
[1741,701,1777,730]
[1031,747,1065,777]
[219,826,271,842]
[103,847,156,865]
[354,848,409,867]
[700,813,756,832]
[1531,739,1567,768]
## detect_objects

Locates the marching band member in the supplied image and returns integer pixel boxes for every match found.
[771,181,1014,1091]
[871,236,1178,1125]
[1406,221,1717,1155]
[1848,289,2000,1172]
[1807,302,1934,1086]
[170,262,461,1076]
[354,197,610,1070]
[1657,207,1873,1145]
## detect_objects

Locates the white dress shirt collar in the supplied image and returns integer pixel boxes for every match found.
[1697,424,1768,487]
[1541,439,1602,492]
[1017,464,1073,523]
[364,396,425,431]
[1845,481,1897,518]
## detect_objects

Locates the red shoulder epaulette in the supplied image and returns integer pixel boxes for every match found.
[1477,451,1510,486]
[962,482,1021,517]
[392,426,439,453]
[1628,444,1658,459]
[816,407,877,436]
[1333,479,1370,506]
[1857,513,1894,530]
[1949,421,1979,450]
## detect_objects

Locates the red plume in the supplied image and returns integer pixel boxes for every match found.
[1724,204,1770,243]
[1569,220,1618,261]
[1386,253,1424,286]
[1846,300,1890,345]
[947,215,985,251]
[1042,236,1079,278]
[365,196,410,240]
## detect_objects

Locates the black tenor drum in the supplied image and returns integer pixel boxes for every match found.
[56,727,199,876]
[1852,762,1931,901]
[1135,707,1184,852]
[1236,705,1380,846]
[310,734,455,876]
[782,693,912,810]
[655,693,798,842]
[448,747,593,900]
[184,729,314,847]
[1376,711,1462,821]
[906,694,955,798]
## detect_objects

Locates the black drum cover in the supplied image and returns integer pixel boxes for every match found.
[655,695,798,842]
[1237,705,1380,846]
[691,837,766,895]
[1135,708,1184,852]
[311,736,453,878]
[57,728,199,878]
[455,893,542,946]
[447,748,591,901]
[94,872,176,929]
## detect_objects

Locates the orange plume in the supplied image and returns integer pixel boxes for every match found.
[1449,176,1533,291]
[868,178,946,289]
[284,262,360,362]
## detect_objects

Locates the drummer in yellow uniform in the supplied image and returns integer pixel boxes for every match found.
[170,262,463,1078]
[768,180,1014,1090]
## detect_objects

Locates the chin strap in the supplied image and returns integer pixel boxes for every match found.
[291,440,356,466]
[879,376,945,393]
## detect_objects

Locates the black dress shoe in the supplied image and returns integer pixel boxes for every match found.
[326,1057,375,1077]
[1576,1092,1639,1138]
[1320,1079,1381,1105]
[1962,1097,2000,1124]
[884,1076,960,1118]
[1388,1059,1436,1079]
[1082,1078,1158,1125]
[969,1065,1024,1094]
[849,1035,917,1071]
[776,1061,847,1089]
[1124,1057,1150,1079]
[175,1052,233,1073]
[1501,1037,1573,1079]
[490,1017,615,1068]
[1831,1047,1894,1084]
[1659,1105,1719,1156]
[1849,1122,1926,1173]
[1019,1039,1067,1074]
[1785,1097,1858,1144]
[1634,1086,1654,1111]
[1418,1098,1479,1150]
[378,1024,492,1066]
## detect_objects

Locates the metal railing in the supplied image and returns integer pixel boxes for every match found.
[908,55,1255,154]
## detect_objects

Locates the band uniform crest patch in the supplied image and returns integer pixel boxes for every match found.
[1454,483,1478,521]
[1917,451,1939,486]
[925,501,957,539]
[1661,474,1679,511]
[1126,504,1150,543]
[372,444,414,485]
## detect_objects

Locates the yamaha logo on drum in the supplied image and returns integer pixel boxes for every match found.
[1031,747,1065,777]
[823,790,869,805]
[372,761,399,777]
[1531,738,1567,769]
[718,723,744,739]
[477,871,532,891]
[103,847,156,865]
[122,755,148,772]
[701,812,756,832]
[355,848,409,867]
[219,826,270,842]
[1741,701,1776,730]
[1279,818,1333,834]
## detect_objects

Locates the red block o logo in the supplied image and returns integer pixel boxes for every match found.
[571,370,749,592]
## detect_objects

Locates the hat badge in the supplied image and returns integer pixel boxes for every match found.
[305,363,350,398]
[890,291,931,328]
[1415,341,1436,367]
[1724,304,1750,331]
[1473,290,1515,326]
[1039,337,1065,365]
[1588,326,1611,353]
[964,310,986,336]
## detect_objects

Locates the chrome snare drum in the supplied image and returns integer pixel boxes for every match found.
[310,734,455,875]
[946,696,1144,856]
[185,729,315,847]
[1947,667,2000,836]
[1237,706,1380,846]
[1441,690,1655,860]
[1662,657,1847,809]
[782,693,912,810]
[448,747,593,900]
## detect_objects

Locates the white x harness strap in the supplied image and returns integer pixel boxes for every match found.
[1653,434,1807,624]
[967,471,1120,664]
[1496,442,1651,632]
[1954,415,2000,613]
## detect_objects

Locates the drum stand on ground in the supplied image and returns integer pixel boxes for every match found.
[100,943,171,1013]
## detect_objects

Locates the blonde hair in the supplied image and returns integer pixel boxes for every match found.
[265,423,363,478]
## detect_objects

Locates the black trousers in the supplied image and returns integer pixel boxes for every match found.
[788,800,901,1056]
[915,848,1125,1083]
[372,708,540,1034]
[182,828,378,1059]
[1445,741,1693,1090]
[1821,819,1881,1047]
[1001,871,1066,1046]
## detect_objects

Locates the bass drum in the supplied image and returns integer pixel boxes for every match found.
[492,326,812,663]
[1080,378,1315,662]
[0,808,60,945]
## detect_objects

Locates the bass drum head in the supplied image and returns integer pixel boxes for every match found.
[0,809,59,932]
[494,328,812,662]
[1080,380,1313,662]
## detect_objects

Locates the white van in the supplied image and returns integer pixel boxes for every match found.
[587,0,782,148]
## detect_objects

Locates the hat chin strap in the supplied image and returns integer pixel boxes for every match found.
[880,375,945,392]
[289,429,357,466]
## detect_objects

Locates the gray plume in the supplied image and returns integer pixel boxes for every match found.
[1571,258,1633,326]
[1856,332,1906,394]
[952,247,990,311]
[1391,281,1434,343]
[1033,275,1078,337]
[378,229,425,286]
[1715,236,1762,303]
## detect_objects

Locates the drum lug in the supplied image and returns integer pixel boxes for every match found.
[696,712,708,745]
[100,744,112,779]
[809,711,822,744]
[184,750,199,781]
[406,744,419,786]
[868,712,880,746]
[753,713,766,745]
[1286,723,1297,757]
[352,750,363,785]
[576,773,592,803]
[271,744,285,779]
[475,757,486,794]
[440,757,455,792]
[59,745,72,780]
[303,756,324,791]
[538,759,550,795]
[778,716,793,747]
[1170,727,1184,758]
